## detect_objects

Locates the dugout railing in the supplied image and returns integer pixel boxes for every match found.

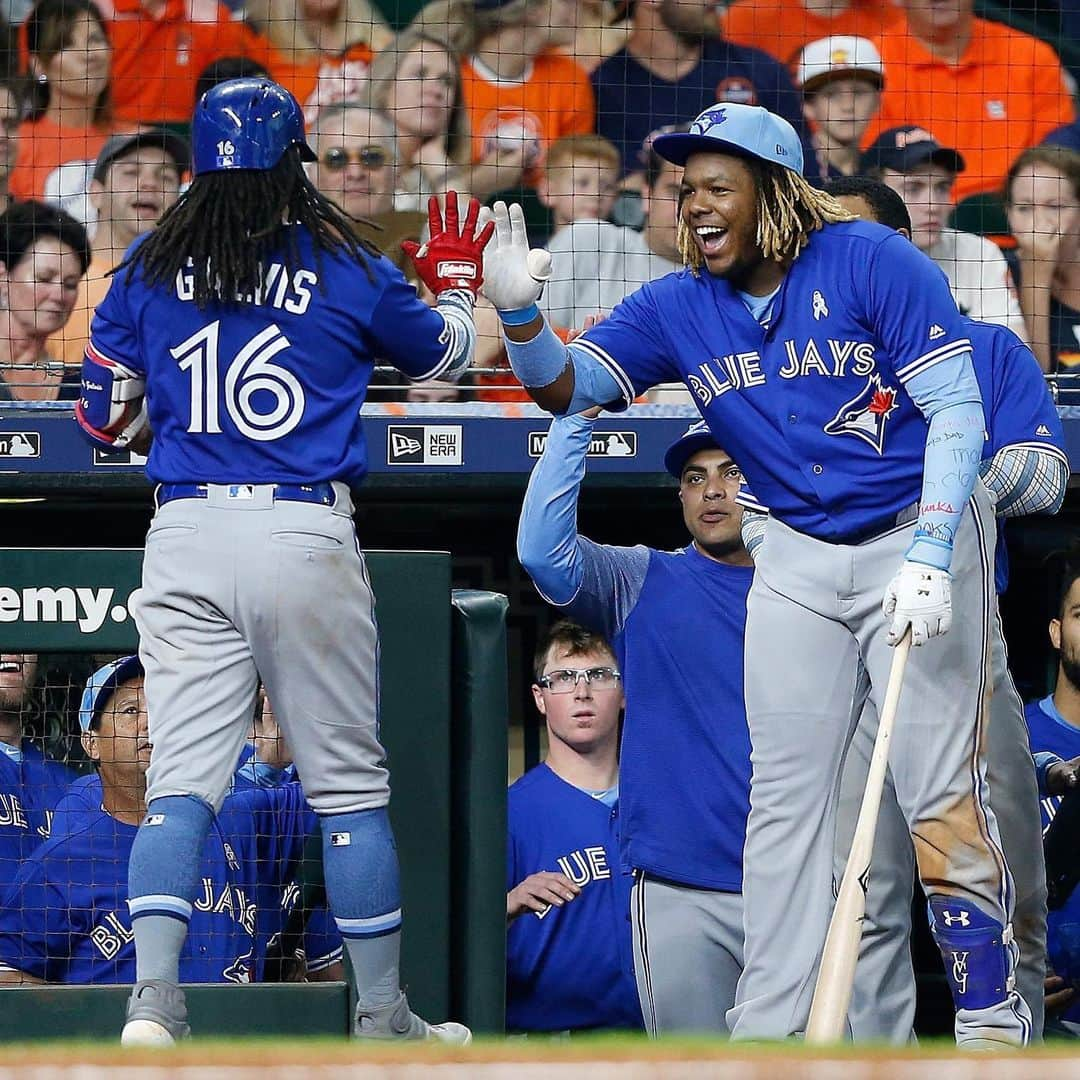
[0,548,508,1040]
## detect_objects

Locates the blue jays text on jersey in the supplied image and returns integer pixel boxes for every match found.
[570,220,977,543]
[81,228,469,487]
[0,781,320,984]
[506,763,641,1032]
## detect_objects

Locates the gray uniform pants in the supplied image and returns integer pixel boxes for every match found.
[132,483,390,816]
[630,873,744,1036]
[728,486,1030,1045]
[840,607,1047,1042]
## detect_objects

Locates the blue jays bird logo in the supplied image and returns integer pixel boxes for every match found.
[690,107,728,136]
[823,374,900,454]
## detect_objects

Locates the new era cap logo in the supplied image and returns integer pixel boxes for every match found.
[390,432,422,457]
[929,324,945,340]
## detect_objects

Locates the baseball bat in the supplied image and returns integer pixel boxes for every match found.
[805,630,912,1044]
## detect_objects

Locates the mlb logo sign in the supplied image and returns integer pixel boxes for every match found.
[528,431,637,458]
[387,425,463,466]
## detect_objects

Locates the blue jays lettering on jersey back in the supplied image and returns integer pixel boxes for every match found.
[506,763,641,1032]
[0,744,74,888]
[573,220,972,542]
[568,545,753,892]
[88,230,460,486]
[1025,696,1080,1023]
[0,781,316,983]
[965,318,1065,594]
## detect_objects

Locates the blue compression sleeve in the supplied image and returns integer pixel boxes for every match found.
[1033,751,1064,799]
[503,319,572,389]
[517,413,595,604]
[903,348,984,571]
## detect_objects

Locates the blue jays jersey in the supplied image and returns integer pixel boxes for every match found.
[568,545,753,892]
[966,319,1066,594]
[0,781,317,984]
[1025,696,1080,1022]
[574,221,973,542]
[506,764,641,1032]
[0,743,74,891]
[88,229,463,486]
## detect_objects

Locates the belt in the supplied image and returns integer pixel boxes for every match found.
[155,482,338,509]
[840,501,919,546]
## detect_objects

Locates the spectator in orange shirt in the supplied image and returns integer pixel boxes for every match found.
[245,0,389,116]
[48,129,187,367]
[0,78,25,217]
[11,0,116,223]
[720,0,901,69]
[866,0,1076,202]
[0,201,88,402]
[417,0,595,192]
[92,0,292,126]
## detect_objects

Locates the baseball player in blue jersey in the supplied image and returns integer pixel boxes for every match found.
[517,415,753,1034]
[1025,552,1080,1034]
[74,78,490,1045]
[0,656,337,986]
[506,619,640,1033]
[824,177,1068,1042]
[0,654,74,890]
[485,101,1030,1045]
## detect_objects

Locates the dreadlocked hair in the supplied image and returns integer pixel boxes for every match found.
[117,146,383,308]
[677,158,855,275]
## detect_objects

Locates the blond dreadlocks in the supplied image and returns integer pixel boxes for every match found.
[677,158,855,275]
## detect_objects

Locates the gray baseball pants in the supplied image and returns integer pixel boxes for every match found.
[132,482,389,816]
[728,485,1030,1046]
[840,606,1047,1042]
[630,872,744,1035]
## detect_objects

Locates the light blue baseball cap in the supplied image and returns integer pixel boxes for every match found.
[652,103,804,175]
[79,655,143,733]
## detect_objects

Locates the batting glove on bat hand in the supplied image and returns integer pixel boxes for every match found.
[882,561,952,646]
[402,191,495,302]
[480,201,553,314]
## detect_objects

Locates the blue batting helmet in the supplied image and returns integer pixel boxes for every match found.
[191,77,316,176]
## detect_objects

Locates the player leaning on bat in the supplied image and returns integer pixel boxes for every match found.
[484,101,1031,1046]
[75,77,493,1045]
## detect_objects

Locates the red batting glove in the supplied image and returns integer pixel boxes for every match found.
[402,191,495,301]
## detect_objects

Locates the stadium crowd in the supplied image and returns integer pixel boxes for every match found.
[0,0,1078,1047]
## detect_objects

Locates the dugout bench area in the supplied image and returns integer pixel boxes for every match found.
[1,402,1079,1040]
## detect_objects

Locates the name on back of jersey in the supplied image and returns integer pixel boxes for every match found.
[175,261,318,314]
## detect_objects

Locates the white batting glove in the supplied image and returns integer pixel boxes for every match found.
[882,561,952,646]
[480,201,553,312]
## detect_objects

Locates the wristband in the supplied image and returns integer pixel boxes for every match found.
[497,304,541,326]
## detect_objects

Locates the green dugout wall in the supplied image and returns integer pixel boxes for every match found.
[0,548,507,1040]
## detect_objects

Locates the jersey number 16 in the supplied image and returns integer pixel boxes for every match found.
[171,320,306,442]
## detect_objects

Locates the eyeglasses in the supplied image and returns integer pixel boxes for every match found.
[537,667,621,693]
[319,145,391,171]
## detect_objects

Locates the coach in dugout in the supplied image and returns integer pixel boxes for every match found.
[0,656,338,985]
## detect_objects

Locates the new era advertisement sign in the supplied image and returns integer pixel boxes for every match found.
[387,426,463,466]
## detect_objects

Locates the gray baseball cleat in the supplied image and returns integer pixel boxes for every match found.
[120,979,191,1046]
[354,992,472,1044]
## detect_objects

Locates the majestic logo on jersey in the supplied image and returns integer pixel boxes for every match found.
[929,324,946,341]
[1037,424,1053,437]
[690,107,728,137]
[812,291,829,321]
[823,375,899,454]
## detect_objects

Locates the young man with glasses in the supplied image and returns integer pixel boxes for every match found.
[505,618,642,1034]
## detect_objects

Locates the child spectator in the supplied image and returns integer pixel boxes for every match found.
[865,0,1075,202]
[10,0,115,221]
[0,200,88,402]
[720,0,900,69]
[862,125,1027,339]
[416,0,594,193]
[47,128,187,366]
[1005,145,1080,380]
[796,35,882,182]
[538,133,619,237]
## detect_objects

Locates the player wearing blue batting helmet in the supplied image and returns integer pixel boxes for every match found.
[191,77,316,176]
